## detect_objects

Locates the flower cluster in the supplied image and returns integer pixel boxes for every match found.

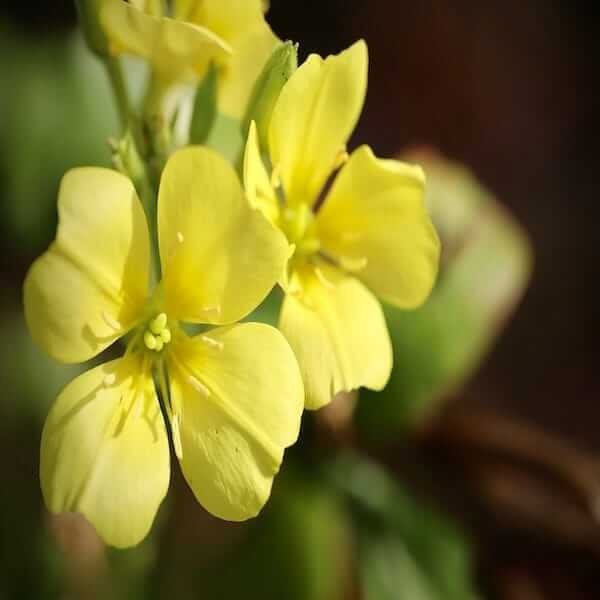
[24,0,440,547]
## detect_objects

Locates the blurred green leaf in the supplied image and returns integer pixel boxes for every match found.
[331,453,479,600]
[0,27,118,251]
[0,306,83,425]
[158,466,350,600]
[356,153,532,436]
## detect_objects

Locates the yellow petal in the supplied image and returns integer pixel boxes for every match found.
[174,0,265,42]
[279,263,392,410]
[173,0,278,115]
[40,356,170,548]
[24,168,149,363]
[158,146,288,324]
[100,0,231,82]
[217,22,279,118]
[269,40,367,207]
[317,145,441,308]
[243,120,280,224]
[168,323,303,520]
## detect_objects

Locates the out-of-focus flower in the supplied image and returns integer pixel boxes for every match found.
[99,0,279,117]
[244,41,440,409]
[24,147,302,548]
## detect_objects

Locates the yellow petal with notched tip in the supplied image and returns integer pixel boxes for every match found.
[158,146,288,325]
[243,120,280,225]
[269,40,367,207]
[100,0,231,82]
[168,322,303,520]
[24,168,149,363]
[40,356,170,548]
[317,145,440,308]
[279,263,392,410]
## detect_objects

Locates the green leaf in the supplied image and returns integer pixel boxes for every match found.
[356,154,533,436]
[331,453,479,600]
[189,64,218,144]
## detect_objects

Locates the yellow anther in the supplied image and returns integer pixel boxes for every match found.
[154,337,164,352]
[144,331,158,350]
[150,313,168,334]
[160,328,172,344]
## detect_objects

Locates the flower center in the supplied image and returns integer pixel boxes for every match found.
[280,204,320,259]
[143,312,172,353]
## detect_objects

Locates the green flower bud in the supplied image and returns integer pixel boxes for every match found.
[242,41,298,148]
[75,0,110,57]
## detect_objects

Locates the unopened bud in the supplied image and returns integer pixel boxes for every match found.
[242,41,297,148]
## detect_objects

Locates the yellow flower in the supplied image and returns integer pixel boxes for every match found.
[243,41,441,410]
[99,0,279,117]
[24,147,303,548]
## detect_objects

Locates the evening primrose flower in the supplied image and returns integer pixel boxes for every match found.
[100,0,279,117]
[24,147,303,548]
[244,41,441,409]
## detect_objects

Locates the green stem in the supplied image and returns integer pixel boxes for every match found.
[104,57,130,130]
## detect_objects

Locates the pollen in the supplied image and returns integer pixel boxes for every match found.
[143,313,172,352]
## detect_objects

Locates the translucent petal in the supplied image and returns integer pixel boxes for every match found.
[158,146,288,324]
[101,0,231,82]
[279,263,392,410]
[217,22,279,118]
[269,40,367,207]
[40,357,170,548]
[24,168,149,363]
[317,145,440,308]
[168,323,303,520]
[174,0,266,42]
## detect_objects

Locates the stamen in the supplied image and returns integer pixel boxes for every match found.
[102,311,122,331]
[176,231,184,243]
[188,375,210,397]
[201,335,224,350]
[154,337,164,352]
[160,328,172,343]
[150,312,168,334]
[144,331,158,350]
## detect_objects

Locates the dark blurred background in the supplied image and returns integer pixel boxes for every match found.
[1,1,599,598]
